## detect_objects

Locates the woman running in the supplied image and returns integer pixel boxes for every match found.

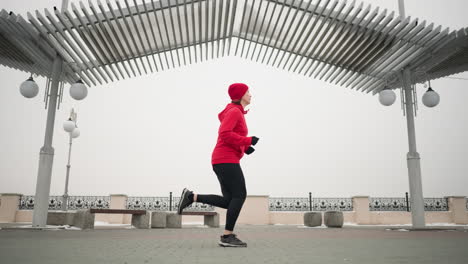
[176,83,259,248]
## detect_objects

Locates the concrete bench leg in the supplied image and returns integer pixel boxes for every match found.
[151,212,167,228]
[304,212,322,227]
[204,214,219,228]
[47,211,75,226]
[166,212,182,228]
[74,209,95,229]
[132,211,151,229]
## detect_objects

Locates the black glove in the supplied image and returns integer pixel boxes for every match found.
[245,146,255,155]
[251,136,259,146]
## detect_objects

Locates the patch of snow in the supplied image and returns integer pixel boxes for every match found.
[297,225,327,228]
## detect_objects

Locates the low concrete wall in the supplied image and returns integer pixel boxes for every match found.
[0,194,22,223]
[15,210,33,222]
[4,194,467,226]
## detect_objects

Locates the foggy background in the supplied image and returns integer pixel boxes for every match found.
[0,0,467,198]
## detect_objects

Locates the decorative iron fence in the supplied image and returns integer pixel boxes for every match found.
[126,196,214,211]
[370,197,448,211]
[369,197,408,211]
[19,195,110,210]
[16,194,453,212]
[269,197,353,211]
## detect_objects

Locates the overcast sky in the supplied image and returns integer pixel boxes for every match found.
[1,0,467,198]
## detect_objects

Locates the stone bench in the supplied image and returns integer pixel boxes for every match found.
[62,209,150,229]
[151,211,219,228]
[90,209,151,229]
[324,211,344,228]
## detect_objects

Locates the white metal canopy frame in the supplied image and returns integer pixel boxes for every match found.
[0,0,467,228]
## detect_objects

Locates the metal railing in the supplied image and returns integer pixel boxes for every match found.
[269,196,353,212]
[17,193,452,212]
[370,195,448,212]
[19,195,110,210]
[126,192,214,211]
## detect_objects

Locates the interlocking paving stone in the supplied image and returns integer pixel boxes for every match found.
[1,224,467,264]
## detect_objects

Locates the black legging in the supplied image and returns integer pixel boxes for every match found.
[196,163,247,231]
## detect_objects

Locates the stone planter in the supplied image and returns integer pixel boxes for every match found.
[303,212,322,227]
[324,211,343,228]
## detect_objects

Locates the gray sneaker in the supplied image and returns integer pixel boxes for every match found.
[218,234,247,247]
[177,188,193,215]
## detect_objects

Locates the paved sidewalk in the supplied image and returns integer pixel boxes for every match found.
[1,224,467,264]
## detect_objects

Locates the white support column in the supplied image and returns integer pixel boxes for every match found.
[32,55,63,227]
[402,68,426,229]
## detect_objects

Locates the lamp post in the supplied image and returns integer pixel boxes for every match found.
[375,1,443,229]
[62,108,80,211]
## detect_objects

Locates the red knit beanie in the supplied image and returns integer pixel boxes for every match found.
[228,83,249,100]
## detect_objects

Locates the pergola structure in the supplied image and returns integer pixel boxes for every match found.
[1,0,467,228]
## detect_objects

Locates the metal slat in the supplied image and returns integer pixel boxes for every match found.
[15,14,77,83]
[211,0,216,59]
[182,0,193,64]
[27,12,93,86]
[71,2,120,81]
[322,5,380,80]
[245,0,264,59]
[348,18,419,88]
[0,15,52,75]
[275,0,314,67]
[365,26,448,94]
[78,2,126,80]
[216,0,224,58]
[261,0,290,63]
[205,0,209,60]
[132,0,160,70]
[122,0,154,72]
[364,24,438,85]
[88,1,133,78]
[408,29,458,72]
[55,8,111,82]
[37,11,97,86]
[114,0,149,73]
[256,0,279,61]
[150,0,171,68]
[351,19,425,90]
[295,0,338,74]
[157,0,177,67]
[44,8,102,85]
[288,0,331,72]
[227,0,237,56]
[96,0,138,76]
[142,0,166,69]
[337,11,397,86]
[327,8,388,84]
[310,3,370,79]
[62,8,114,81]
[300,0,346,75]
[103,1,142,76]
[190,0,197,63]
[221,0,231,56]
[161,0,180,67]
[234,0,249,56]
[282,0,322,68]
[343,17,410,88]
[306,0,355,76]
[173,0,187,65]
[198,0,203,60]
[250,0,272,60]
[269,0,305,66]
[0,17,51,78]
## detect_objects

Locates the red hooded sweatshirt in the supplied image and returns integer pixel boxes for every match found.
[211,103,253,164]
